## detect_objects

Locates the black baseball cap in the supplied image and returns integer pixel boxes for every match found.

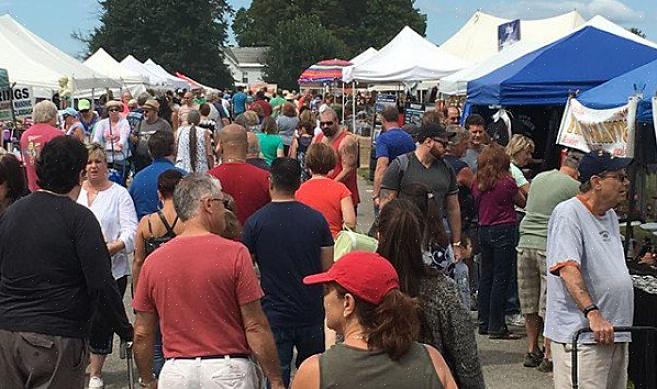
[417,123,448,143]
[578,150,632,183]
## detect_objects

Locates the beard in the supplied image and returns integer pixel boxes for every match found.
[322,126,338,137]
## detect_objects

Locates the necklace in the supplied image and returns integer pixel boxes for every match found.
[37,189,69,197]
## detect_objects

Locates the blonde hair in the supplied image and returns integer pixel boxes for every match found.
[87,143,107,163]
[505,134,534,163]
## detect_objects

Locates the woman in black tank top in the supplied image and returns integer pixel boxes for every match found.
[133,170,185,290]
[291,252,457,389]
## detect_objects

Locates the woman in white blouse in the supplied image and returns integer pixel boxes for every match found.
[92,100,132,185]
[77,143,138,389]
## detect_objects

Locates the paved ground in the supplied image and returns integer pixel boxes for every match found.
[96,176,554,388]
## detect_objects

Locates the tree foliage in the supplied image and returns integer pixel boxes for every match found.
[628,27,647,38]
[264,14,347,90]
[78,0,234,88]
[232,0,427,83]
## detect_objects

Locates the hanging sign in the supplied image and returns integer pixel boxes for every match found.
[498,19,521,51]
[557,97,637,157]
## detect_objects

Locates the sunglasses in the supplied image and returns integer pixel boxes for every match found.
[79,109,89,113]
[432,137,448,147]
[320,121,334,127]
[108,108,121,113]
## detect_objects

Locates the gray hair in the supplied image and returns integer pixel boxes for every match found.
[563,150,584,170]
[320,106,338,121]
[173,173,223,221]
[137,92,151,106]
[33,100,58,123]
[187,110,201,126]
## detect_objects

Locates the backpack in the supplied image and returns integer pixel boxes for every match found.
[333,226,379,261]
[144,211,179,256]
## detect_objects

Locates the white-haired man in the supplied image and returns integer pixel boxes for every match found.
[20,100,63,191]
[133,173,284,389]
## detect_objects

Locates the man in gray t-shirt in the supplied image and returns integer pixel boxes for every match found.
[134,99,173,172]
[380,123,462,260]
[545,150,633,389]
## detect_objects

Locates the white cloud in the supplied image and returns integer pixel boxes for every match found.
[487,0,645,24]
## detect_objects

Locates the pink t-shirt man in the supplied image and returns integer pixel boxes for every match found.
[20,123,64,192]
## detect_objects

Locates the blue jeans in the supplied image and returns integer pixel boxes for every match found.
[153,324,164,377]
[478,224,518,334]
[272,324,325,387]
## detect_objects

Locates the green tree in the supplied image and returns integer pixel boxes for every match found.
[628,27,647,38]
[232,0,426,58]
[77,0,234,88]
[264,14,347,90]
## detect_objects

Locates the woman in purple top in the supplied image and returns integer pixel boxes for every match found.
[471,144,526,339]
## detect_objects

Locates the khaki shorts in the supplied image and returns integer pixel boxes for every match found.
[517,248,547,317]
[552,342,628,389]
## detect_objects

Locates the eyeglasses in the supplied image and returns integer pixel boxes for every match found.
[207,197,230,208]
[432,137,448,147]
[599,172,628,182]
[320,121,334,127]
[108,108,121,113]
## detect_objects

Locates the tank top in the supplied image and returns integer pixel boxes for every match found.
[314,130,360,205]
[144,211,179,256]
[319,343,444,389]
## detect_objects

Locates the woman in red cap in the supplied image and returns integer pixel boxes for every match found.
[292,251,457,389]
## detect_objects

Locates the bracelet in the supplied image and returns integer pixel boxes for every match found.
[582,304,599,318]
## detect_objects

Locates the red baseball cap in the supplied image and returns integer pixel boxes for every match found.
[303,251,400,305]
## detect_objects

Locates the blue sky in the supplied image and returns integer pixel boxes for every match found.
[1,0,655,57]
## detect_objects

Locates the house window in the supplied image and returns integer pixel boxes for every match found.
[242,72,248,84]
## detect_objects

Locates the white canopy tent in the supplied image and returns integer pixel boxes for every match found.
[143,59,189,90]
[342,26,470,83]
[439,15,657,96]
[439,10,586,63]
[0,14,121,97]
[120,55,169,89]
[350,47,378,66]
[84,48,147,87]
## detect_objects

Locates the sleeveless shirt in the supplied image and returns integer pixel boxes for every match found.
[314,130,360,205]
[319,342,444,389]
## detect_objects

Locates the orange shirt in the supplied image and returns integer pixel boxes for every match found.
[296,177,352,237]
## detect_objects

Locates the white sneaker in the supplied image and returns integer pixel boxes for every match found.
[88,376,104,389]
[506,313,525,327]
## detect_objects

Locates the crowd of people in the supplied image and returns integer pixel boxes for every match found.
[0,84,639,389]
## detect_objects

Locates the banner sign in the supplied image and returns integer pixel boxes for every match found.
[404,104,424,126]
[375,94,396,113]
[0,85,34,121]
[557,97,637,157]
[498,19,521,51]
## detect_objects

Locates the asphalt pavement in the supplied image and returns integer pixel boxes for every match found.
[95,176,554,388]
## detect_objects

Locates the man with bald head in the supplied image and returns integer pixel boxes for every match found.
[178,91,198,127]
[246,132,270,171]
[209,124,271,224]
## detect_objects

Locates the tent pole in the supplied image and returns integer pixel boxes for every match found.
[352,82,356,134]
[624,112,641,257]
[342,82,345,125]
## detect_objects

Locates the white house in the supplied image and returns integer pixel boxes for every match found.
[223,47,268,87]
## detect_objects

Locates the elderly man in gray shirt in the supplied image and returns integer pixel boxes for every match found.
[545,150,633,389]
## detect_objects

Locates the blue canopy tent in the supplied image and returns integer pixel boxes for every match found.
[577,57,657,124]
[466,26,657,106]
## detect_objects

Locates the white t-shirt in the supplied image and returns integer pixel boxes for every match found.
[544,197,633,344]
[77,183,138,279]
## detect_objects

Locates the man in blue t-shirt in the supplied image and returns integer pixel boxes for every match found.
[129,131,186,220]
[232,86,247,117]
[372,105,416,209]
[241,158,333,387]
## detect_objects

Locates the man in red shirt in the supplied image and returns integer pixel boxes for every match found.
[251,90,272,117]
[313,107,360,209]
[132,173,284,389]
[210,124,270,224]
[20,100,63,192]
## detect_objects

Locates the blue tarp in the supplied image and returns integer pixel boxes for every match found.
[577,58,657,123]
[467,27,657,106]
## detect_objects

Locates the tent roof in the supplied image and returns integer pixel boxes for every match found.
[439,10,586,63]
[350,48,378,66]
[84,48,146,86]
[120,55,169,88]
[342,26,470,83]
[466,25,657,106]
[440,15,657,96]
[578,57,657,123]
[0,14,120,91]
[143,59,189,90]
[175,72,217,92]
[299,59,352,84]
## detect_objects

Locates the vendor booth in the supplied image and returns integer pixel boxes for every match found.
[120,55,169,90]
[84,48,147,92]
[0,14,121,99]
[143,59,190,90]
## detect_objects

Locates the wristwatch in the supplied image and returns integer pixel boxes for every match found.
[582,304,599,318]
[139,374,157,388]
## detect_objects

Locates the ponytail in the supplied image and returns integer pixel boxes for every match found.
[189,123,198,172]
[354,288,421,361]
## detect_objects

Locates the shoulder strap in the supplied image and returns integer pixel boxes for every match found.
[169,215,179,231]
[147,215,154,236]
[398,152,411,174]
[157,211,175,235]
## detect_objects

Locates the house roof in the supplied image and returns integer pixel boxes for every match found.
[224,47,269,66]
